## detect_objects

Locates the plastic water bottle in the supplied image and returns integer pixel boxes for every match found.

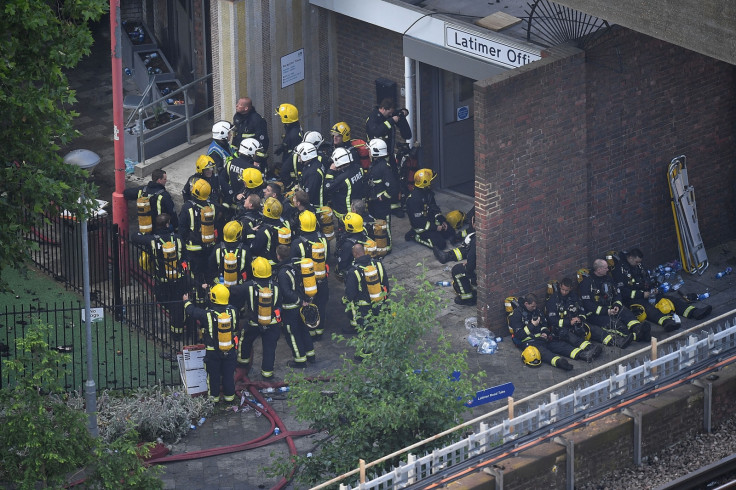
[464,317,477,330]
[435,281,451,287]
[715,267,733,279]
[697,291,710,300]
[278,386,290,392]
[124,67,132,76]
[467,332,480,347]
[672,275,685,291]
[495,336,503,343]
[478,338,497,355]
[274,427,280,436]
[659,282,671,293]
[262,387,275,393]
[198,417,206,426]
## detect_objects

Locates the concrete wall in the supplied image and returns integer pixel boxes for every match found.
[551,0,736,66]
[475,26,736,335]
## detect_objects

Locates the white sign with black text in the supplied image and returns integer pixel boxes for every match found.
[280,49,305,89]
[444,24,541,69]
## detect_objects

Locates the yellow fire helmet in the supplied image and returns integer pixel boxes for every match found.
[276,103,298,124]
[252,256,272,278]
[521,345,542,367]
[196,154,215,173]
[445,210,465,230]
[413,168,435,188]
[191,178,211,201]
[330,121,351,142]
[209,284,230,305]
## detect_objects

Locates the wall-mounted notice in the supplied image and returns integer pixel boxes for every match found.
[281,49,305,89]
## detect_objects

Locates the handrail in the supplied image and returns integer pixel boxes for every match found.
[128,73,213,163]
[314,309,736,490]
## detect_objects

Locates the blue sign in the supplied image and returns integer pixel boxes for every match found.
[465,382,515,408]
[457,105,469,121]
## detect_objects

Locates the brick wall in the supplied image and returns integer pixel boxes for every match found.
[334,14,405,142]
[475,27,736,334]
[121,0,143,22]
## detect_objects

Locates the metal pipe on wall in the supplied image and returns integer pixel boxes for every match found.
[404,56,415,148]
[414,58,421,146]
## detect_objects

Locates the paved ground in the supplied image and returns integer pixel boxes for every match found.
[64,18,736,490]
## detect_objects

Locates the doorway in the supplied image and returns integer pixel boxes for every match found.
[439,71,475,196]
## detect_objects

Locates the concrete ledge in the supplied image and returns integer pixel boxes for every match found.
[449,364,736,488]
[133,132,210,179]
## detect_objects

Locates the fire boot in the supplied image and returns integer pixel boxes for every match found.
[555,358,574,371]
[662,318,680,332]
[433,246,451,264]
[690,305,712,320]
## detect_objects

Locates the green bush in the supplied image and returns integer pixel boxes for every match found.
[269,273,486,486]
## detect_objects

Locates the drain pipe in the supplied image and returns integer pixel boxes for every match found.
[404,57,415,148]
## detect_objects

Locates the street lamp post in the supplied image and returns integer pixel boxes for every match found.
[63,149,101,437]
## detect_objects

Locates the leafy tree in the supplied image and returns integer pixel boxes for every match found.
[0,0,107,287]
[271,274,485,486]
[0,322,163,489]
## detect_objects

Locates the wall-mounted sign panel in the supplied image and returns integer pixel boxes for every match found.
[281,49,305,89]
[445,24,541,68]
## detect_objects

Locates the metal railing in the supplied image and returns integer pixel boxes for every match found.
[327,312,736,490]
[128,73,213,163]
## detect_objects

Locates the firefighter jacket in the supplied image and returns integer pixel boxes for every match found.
[406,187,444,233]
[182,171,221,204]
[278,122,303,188]
[344,254,388,306]
[367,157,398,204]
[123,181,179,230]
[184,301,238,353]
[235,208,261,243]
[545,290,587,332]
[579,274,623,316]
[611,255,653,303]
[291,231,329,269]
[463,233,476,277]
[365,107,412,155]
[207,139,234,173]
[250,216,290,264]
[220,154,260,206]
[178,198,217,252]
[235,278,283,327]
[508,306,551,344]
[335,230,369,275]
[275,259,302,310]
[207,241,250,285]
[132,228,184,282]
[299,157,325,207]
[324,162,367,216]
[232,107,269,150]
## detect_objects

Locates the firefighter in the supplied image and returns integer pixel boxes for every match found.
[178,178,218,286]
[275,245,315,369]
[123,168,179,232]
[183,284,238,403]
[405,168,455,249]
[221,139,263,210]
[250,196,291,265]
[207,120,235,173]
[508,294,574,371]
[580,259,650,343]
[433,213,476,305]
[343,243,389,332]
[275,103,303,188]
[365,98,412,161]
[232,97,269,152]
[235,194,262,244]
[296,142,326,207]
[610,248,712,332]
[182,154,221,204]
[546,277,623,349]
[303,130,329,160]
[334,212,368,278]
[288,189,319,236]
[324,147,366,220]
[329,121,361,166]
[132,213,188,341]
[366,138,398,254]
[236,256,283,379]
[291,210,330,340]
[238,137,269,174]
[207,220,250,287]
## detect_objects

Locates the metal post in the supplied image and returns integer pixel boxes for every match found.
[81,200,99,437]
[110,0,128,237]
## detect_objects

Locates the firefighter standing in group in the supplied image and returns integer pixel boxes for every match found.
[343,243,389,332]
[366,138,398,255]
[178,178,219,288]
[183,284,239,403]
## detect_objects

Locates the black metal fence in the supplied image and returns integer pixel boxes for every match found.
[6,213,194,391]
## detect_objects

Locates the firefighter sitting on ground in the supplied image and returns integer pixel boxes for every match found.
[546,277,623,349]
[405,168,455,249]
[609,248,712,333]
[433,213,477,305]
[579,258,649,344]
[508,294,575,371]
